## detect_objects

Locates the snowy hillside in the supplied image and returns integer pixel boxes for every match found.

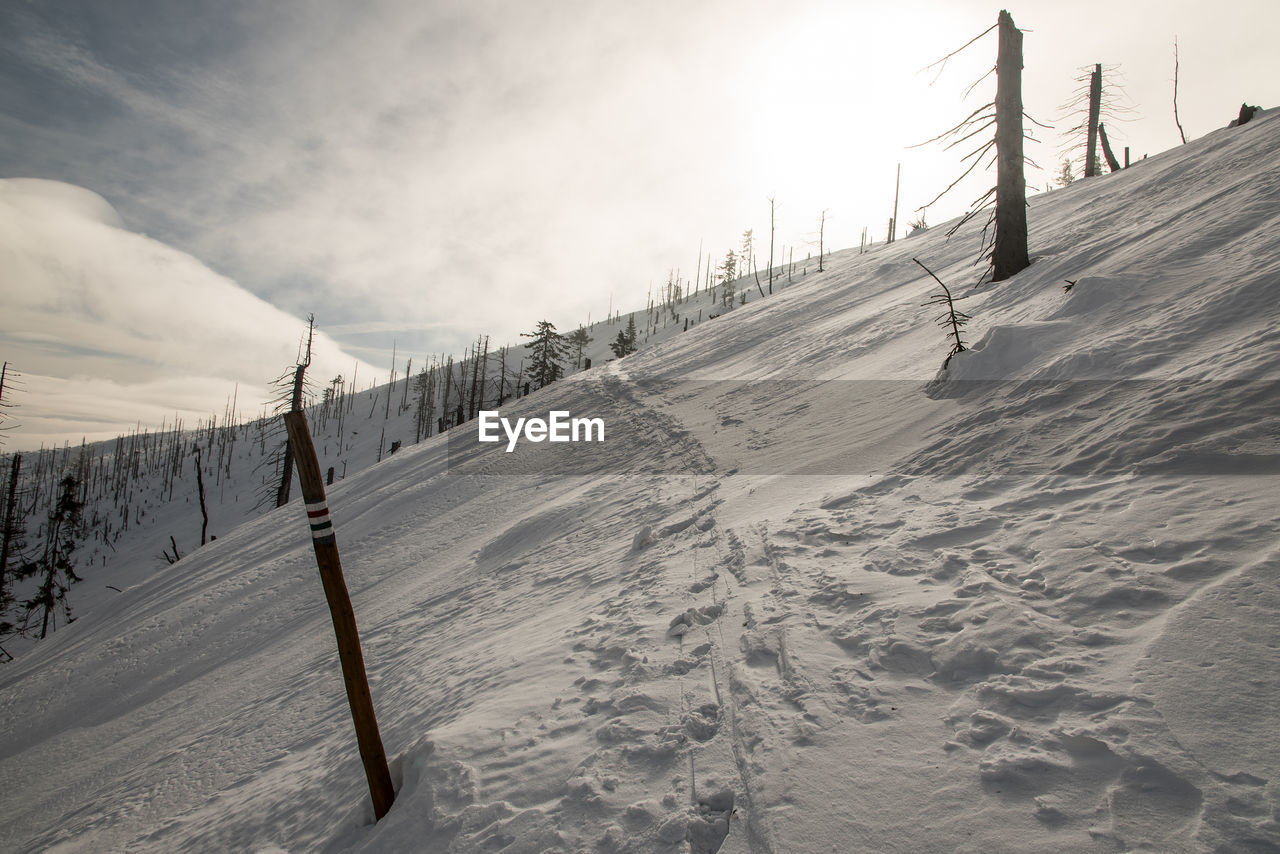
[2,110,1278,853]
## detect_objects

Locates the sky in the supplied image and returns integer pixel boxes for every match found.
[2,0,1277,450]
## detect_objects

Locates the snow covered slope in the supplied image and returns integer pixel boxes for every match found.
[2,111,1278,853]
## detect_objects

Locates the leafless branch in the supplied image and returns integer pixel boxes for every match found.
[944,187,995,238]
[910,102,995,148]
[958,139,997,168]
[944,119,998,152]
[963,66,997,99]
[1023,111,1053,130]
[921,22,998,83]
[918,141,994,211]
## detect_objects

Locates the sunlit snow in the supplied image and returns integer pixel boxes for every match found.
[1,110,1278,853]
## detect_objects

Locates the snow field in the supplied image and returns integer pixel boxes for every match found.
[2,110,1279,852]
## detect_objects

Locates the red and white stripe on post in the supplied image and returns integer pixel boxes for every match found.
[305,499,336,545]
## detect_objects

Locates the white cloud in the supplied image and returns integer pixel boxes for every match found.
[0,178,379,450]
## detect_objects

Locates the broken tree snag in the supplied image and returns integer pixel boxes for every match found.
[1098,122,1122,173]
[277,316,314,508]
[1085,64,1102,177]
[283,410,395,821]
[992,9,1030,282]
[194,447,209,545]
[1173,38,1188,144]
[276,364,306,508]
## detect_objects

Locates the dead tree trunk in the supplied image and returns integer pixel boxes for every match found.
[818,211,827,272]
[477,336,489,413]
[468,338,483,420]
[767,195,776,293]
[992,9,1030,282]
[1085,63,1102,177]
[890,163,901,243]
[276,316,313,508]
[276,363,305,507]
[694,241,702,300]
[384,342,395,422]
[441,357,454,427]
[0,454,20,601]
[194,447,209,545]
[1173,37,1188,144]
[1098,122,1122,172]
[400,358,411,414]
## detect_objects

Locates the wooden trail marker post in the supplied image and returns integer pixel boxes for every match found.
[283,410,396,821]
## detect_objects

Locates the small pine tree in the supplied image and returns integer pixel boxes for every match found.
[915,258,970,370]
[566,326,593,369]
[718,251,737,308]
[609,316,638,358]
[521,320,569,389]
[1056,159,1076,187]
[609,330,629,358]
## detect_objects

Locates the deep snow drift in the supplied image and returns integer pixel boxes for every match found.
[2,111,1279,853]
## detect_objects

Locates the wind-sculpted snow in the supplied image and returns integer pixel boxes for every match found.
[444,377,1280,476]
[2,112,1279,852]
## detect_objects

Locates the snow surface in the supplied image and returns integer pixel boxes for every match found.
[2,111,1279,853]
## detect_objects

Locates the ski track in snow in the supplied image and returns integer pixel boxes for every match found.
[3,112,1280,853]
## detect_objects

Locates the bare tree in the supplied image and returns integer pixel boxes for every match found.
[0,454,24,620]
[1085,64,1102,177]
[767,195,777,293]
[913,9,1036,283]
[413,362,436,443]
[890,163,901,243]
[194,447,210,546]
[991,10,1031,281]
[400,357,412,415]
[384,342,396,422]
[1097,122,1122,172]
[0,362,21,448]
[1059,63,1133,178]
[1173,37,1188,144]
[694,239,703,301]
[476,337,489,413]
[275,314,314,508]
[817,209,828,273]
